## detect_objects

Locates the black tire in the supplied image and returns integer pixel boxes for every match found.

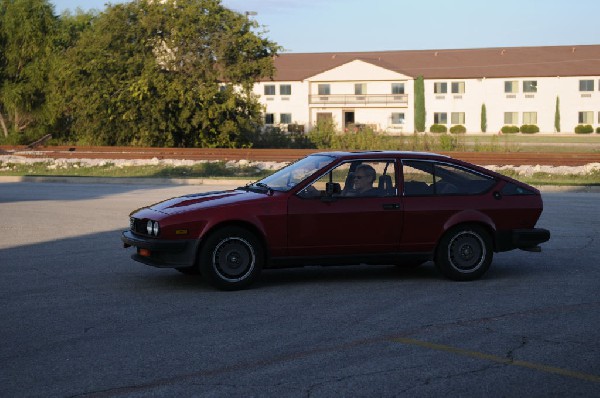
[435,225,493,281]
[199,226,263,290]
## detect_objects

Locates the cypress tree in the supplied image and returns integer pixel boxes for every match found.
[554,97,561,132]
[414,76,425,132]
[481,103,487,133]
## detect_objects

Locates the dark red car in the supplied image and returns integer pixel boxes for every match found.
[122,151,550,290]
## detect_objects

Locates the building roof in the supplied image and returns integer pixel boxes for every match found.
[267,45,600,81]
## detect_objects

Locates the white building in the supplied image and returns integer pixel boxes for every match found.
[254,45,600,134]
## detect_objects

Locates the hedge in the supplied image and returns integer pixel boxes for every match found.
[430,124,448,133]
[449,124,466,134]
[501,125,520,134]
[520,124,540,134]
[575,124,594,134]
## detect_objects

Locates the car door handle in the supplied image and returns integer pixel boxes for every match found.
[382,203,400,210]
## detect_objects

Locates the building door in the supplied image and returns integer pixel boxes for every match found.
[344,111,355,127]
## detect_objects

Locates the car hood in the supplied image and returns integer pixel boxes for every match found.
[148,189,269,215]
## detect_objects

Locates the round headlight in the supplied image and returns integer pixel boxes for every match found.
[146,220,154,235]
[152,221,160,236]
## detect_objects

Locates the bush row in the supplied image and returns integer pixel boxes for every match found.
[429,124,467,134]
[574,124,600,134]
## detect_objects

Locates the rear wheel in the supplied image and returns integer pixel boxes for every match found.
[435,225,492,281]
[199,227,263,290]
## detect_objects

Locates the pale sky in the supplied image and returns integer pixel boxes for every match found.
[51,0,600,53]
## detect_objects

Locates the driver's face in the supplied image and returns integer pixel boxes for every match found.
[353,171,373,192]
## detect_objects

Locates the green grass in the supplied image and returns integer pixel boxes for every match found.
[0,161,271,180]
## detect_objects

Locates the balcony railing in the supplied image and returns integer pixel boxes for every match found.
[309,94,408,106]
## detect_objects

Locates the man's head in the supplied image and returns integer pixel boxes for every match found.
[354,164,376,192]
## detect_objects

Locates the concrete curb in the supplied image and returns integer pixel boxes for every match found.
[1,175,598,192]
[0,175,252,186]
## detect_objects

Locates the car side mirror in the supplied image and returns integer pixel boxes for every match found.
[321,182,341,202]
[325,182,341,196]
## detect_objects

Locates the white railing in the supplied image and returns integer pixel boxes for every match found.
[309,94,408,106]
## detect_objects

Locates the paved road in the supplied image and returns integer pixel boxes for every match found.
[1,182,599,397]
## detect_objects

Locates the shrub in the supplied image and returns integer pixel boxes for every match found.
[430,124,447,133]
[449,124,466,134]
[520,124,540,134]
[501,125,520,134]
[243,126,313,149]
[438,134,458,150]
[575,124,594,134]
[596,127,600,134]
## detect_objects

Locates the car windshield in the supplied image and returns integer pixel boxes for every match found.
[254,154,336,192]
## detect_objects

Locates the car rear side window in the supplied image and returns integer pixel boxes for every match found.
[403,160,496,196]
[500,182,536,196]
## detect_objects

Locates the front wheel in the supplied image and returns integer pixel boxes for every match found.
[435,225,493,281]
[199,227,263,290]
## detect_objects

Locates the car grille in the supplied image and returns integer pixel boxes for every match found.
[130,217,146,235]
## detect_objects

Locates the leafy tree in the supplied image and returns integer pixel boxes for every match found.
[61,0,280,147]
[0,0,57,141]
[44,8,97,142]
[414,76,425,132]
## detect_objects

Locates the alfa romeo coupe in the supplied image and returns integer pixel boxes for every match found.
[122,151,550,290]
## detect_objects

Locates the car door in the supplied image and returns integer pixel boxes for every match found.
[399,159,497,252]
[286,159,403,257]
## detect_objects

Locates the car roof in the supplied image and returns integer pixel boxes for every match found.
[311,150,452,160]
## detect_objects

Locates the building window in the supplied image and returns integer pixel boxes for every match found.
[579,111,593,124]
[505,81,518,93]
[355,83,367,95]
[451,82,465,94]
[523,112,537,124]
[579,80,594,92]
[504,112,518,125]
[265,113,274,124]
[434,82,447,94]
[280,113,292,124]
[391,83,405,94]
[264,85,275,96]
[434,112,448,124]
[523,80,537,93]
[316,112,332,123]
[451,112,465,124]
[391,112,405,124]
[318,84,330,95]
[280,84,292,95]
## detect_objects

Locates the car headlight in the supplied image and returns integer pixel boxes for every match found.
[146,220,160,236]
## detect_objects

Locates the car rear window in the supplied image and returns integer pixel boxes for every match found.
[403,160,496,196]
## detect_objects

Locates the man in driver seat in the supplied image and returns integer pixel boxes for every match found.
[350,164,379,196]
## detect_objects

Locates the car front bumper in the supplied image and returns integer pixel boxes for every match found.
[495,228,551,252]
[121,230,200,268]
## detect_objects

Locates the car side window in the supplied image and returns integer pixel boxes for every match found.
[403,160,496,196]
[297,160,397,199]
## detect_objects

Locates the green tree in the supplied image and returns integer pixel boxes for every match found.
[0,0,57,141]
[481,103,487,133]
[414,76,425,132]
[554,96,561,132]
[61,0,280,147]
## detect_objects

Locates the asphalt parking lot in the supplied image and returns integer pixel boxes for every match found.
[1,181,599,397]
